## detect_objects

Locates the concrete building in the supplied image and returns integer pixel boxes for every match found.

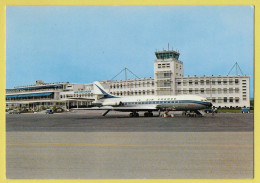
[103,49,250,108]
[6,80,94,111]
[5,49,250,111]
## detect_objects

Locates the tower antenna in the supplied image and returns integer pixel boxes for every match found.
[111,67,140,80]
[228,62,244,75]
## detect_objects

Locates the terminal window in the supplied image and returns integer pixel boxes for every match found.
[195,89,199,94]
[218,98,222,103]
[164,73,171,78]
[224,97,227,103]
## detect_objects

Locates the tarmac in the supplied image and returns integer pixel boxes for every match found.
[6,111,254,179]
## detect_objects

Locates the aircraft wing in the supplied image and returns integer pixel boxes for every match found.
[72,105,159,111]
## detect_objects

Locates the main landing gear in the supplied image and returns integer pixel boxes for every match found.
[129,112,154,117]
[129,112,139,117]
[144,112,153,117]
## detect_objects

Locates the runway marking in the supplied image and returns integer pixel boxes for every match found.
[6,143,252,148]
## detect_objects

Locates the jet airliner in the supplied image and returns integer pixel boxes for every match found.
[75,81,212,117]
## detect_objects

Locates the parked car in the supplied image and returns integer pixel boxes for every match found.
[8,110,21,114]
[46,109,53,114]
[20,109,28,113]
[54,108,63,113]
[204,108,218,113]
[241,108,250,113]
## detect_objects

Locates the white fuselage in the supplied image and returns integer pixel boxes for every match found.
[96,94,212,111]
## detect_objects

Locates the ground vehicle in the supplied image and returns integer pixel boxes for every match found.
[204,108,218,113]
[46,109,53,114]
[241,108,250,113]
[54,108,63,113]
[8,110,21,114]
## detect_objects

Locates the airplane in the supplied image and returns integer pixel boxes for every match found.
[74,81,212,117]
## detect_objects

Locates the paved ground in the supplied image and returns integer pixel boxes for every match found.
[6,111,253,132]
[6,112,254,179]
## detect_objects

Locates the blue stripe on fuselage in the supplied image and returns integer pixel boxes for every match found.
[121,100,212,107]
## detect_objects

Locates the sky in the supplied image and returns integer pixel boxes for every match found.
[6,6,254,97]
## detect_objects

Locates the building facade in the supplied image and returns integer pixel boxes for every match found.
[6,80,94,111]
[6,50,250,111]
[102,50,250,108]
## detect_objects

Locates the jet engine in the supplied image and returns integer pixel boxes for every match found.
[103,101,123,106]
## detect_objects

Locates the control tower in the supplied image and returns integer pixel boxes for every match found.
[154,49,183,95]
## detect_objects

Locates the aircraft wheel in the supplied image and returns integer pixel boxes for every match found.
[129,113,134,117]
[144,112,148,117]
[148,113,153,117]
[134,113,139,117]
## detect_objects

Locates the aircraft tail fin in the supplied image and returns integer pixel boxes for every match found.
[93,81,118,98]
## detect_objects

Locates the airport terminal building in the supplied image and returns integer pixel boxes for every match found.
[6,50,250,111]
[6,80,95,111]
